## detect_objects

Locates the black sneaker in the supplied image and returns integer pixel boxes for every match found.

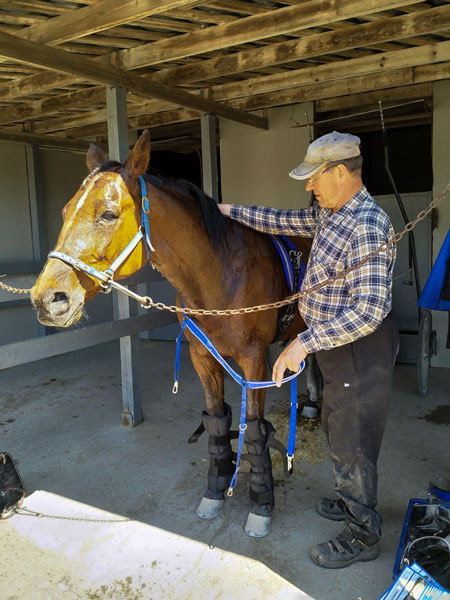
[316,498,346,521]
[310,526,379,569]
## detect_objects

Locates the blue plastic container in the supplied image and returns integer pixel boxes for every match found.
[393,486,450,583]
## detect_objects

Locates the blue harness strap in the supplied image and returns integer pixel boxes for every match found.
[173,308,304,494]
[270,235,306,293]
[139,175,155,254]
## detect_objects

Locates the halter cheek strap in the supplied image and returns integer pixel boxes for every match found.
[48,175,154,291]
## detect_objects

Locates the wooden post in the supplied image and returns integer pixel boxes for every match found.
[106,84,143,426]
[25,144,46,337]
[200,112,219,201]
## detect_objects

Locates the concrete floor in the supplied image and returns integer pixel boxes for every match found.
[0,339,449,599]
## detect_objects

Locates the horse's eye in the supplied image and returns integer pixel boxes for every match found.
[100,211,118,222]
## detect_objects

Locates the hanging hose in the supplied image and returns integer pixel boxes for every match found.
[305,112,316,208]
[379,101,422,299]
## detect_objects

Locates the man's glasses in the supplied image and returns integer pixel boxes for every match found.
[307,165,334,184]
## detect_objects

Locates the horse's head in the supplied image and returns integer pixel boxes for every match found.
[31,131,151,327]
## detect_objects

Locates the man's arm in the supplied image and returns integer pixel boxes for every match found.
[219,203,319,237]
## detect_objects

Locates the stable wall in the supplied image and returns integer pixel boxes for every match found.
[0,145,112,347]
[431,80,450,368]
[220,103,313,209]
[0,143,40,345]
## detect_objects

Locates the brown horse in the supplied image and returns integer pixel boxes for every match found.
[31,130,311,537]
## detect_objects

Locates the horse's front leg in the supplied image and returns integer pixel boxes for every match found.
[240,352,276,538]
[188,341,233,519]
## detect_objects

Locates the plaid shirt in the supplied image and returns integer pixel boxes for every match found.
[229,186,396,353]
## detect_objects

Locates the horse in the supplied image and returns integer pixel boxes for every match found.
[31,130,312,537]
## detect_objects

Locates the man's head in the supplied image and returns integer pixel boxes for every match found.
[289,131,363,213]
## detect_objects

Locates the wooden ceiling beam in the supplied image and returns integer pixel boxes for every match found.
[2,4,449,127]
[315,82,432,113]
[222,61,450,112]
[151,4,450,85]
[118,0,423,70]
[36,62,443,138]
[0,0,423,101]
[15,0,205,46]
[0,127,105,151]
[28,40,450,134]
[0,30,268,130]
[210,40,450,101]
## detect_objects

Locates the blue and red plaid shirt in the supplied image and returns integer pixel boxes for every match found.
[229,186,396,353]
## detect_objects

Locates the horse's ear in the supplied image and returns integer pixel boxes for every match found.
[123,130,151,177]
[86,143,105,173]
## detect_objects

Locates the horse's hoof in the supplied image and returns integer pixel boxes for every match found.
[196,496,224,519]
[244,511,271,537]
[301,400,318,419]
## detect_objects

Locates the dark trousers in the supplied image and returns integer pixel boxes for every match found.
[315,315,399,545]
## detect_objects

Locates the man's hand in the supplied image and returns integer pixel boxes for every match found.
[272,338,308,387]
[218,203,231,217]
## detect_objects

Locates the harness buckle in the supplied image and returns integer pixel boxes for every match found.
[172,381,179,394]
[289,249,302,269]
[142,196,150,215]
[227,487,234,497]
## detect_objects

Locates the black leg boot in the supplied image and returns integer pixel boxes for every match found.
[196,403,234,519]
[243,418,275,537]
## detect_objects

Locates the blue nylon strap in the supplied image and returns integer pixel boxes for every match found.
[271,235,306,293]
[229,383,248,493]
[173,317,188,394]
[287,375,297,464]
[270,235,293,292]
[139,175,155,254]
[173,305,305,493]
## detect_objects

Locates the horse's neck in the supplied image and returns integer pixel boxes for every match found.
[148,193,224,307]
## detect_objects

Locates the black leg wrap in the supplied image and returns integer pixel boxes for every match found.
[243,418,275,510]
[201,403,234,496]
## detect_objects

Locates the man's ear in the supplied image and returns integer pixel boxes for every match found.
[336,163,348,180]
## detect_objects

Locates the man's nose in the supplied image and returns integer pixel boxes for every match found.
[305,181,313,192]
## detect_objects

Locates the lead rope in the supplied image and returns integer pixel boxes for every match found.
[173,305,304,495]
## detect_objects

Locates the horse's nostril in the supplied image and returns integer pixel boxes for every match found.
[52,291,69,304]
[49,291,71,316]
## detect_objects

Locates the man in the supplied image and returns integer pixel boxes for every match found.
[219,131,399,569]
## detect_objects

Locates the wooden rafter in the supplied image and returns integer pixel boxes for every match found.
[0,0,423,101]
[0,0,446,141]
[0,30,268,130]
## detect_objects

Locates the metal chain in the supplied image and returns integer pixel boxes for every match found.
[0,274,32,295]
[2,183,449,314]
[14,505,131,522]
[139,182,449,316]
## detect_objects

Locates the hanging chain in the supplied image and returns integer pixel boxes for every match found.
[0,275,32,295]
[14,505,131,523]
[1,183,449,315]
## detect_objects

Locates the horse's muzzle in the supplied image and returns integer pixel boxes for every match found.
[31,286,84,327]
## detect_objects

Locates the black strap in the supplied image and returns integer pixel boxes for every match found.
[249,487,274,506]
[187,422,205,444]
[209,457,235,477]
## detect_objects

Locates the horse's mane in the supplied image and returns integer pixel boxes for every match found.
[147,174,229,253]
[97,163,229,254]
